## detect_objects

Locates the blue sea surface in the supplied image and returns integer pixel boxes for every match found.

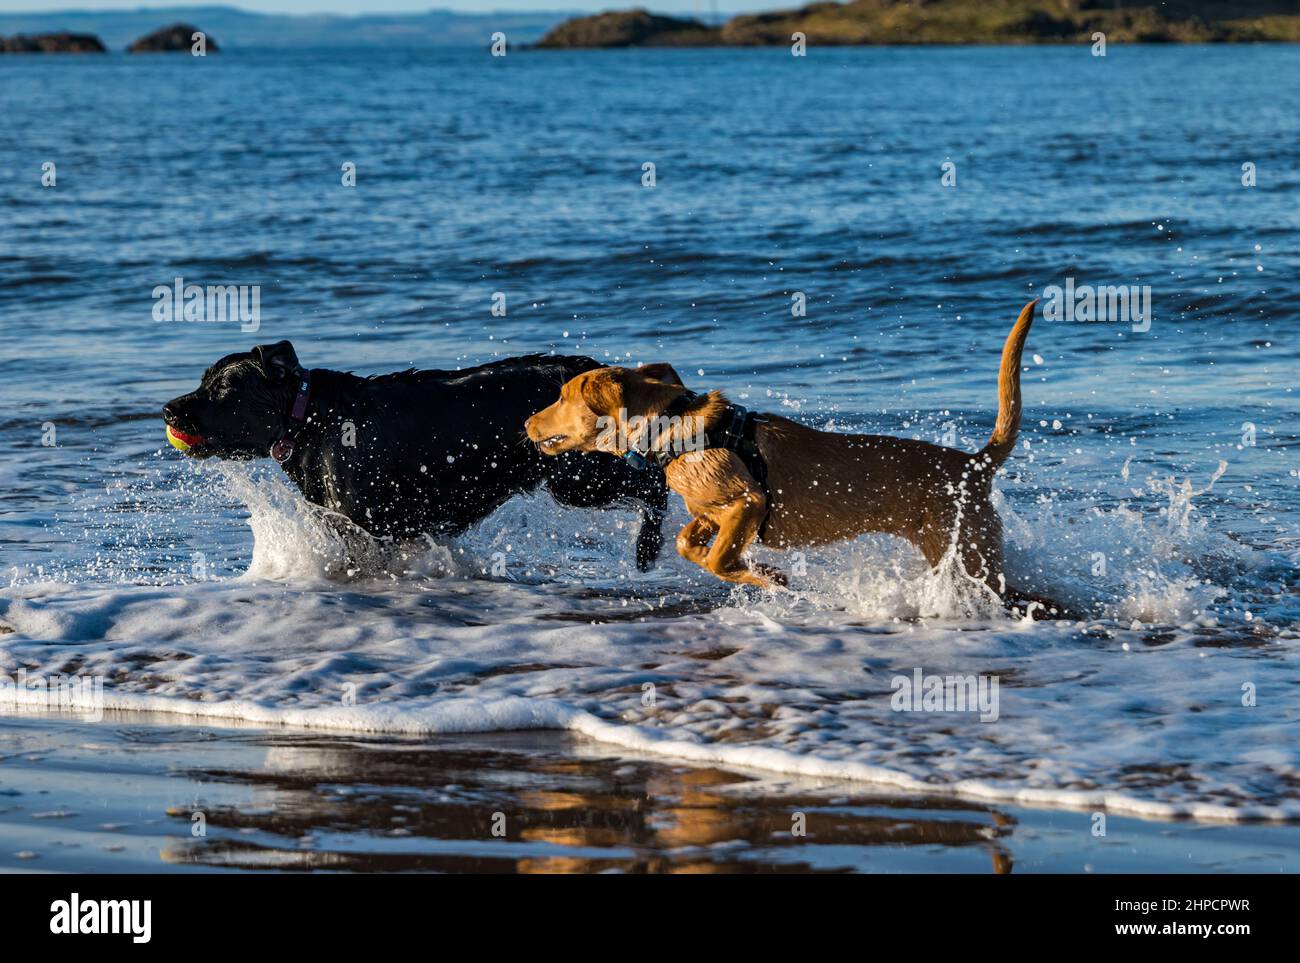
[0,45,1298,825]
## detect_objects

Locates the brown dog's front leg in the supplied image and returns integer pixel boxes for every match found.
[675,516,718,568]
[703,494,784,589]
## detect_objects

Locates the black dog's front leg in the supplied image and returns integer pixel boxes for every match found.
[630,464,668,571]
[544,452,667,572]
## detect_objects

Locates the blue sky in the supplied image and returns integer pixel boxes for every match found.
[0,1,768,13]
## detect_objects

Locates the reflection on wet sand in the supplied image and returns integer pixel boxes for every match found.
[4,713,1294,873]
[160,731,1015,873]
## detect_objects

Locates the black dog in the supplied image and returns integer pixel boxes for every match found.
[162,342,668,570]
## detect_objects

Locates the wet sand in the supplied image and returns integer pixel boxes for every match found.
[0,711,1295,874]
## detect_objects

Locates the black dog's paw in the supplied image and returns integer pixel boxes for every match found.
[635,520,664,572]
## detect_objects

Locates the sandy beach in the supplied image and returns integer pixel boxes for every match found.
[1,711,1294,874]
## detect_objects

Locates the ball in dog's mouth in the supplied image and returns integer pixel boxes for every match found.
[538,434,566,452]
[166,424,205,453]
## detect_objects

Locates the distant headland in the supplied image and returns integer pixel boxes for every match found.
[0,5,568,49]
[536,1,1300,48]
[2,3,1298,53]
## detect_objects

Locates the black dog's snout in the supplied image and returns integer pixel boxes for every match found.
[163,398,200,432]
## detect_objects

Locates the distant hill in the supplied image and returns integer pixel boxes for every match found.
[539,0,1300,47]
[6,2,1298,50]
[0,5,580,49]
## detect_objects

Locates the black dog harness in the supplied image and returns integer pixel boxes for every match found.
[622,391,772,535]
[270,367,314,464]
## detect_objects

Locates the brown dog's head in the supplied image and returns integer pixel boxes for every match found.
[525,363,686,455]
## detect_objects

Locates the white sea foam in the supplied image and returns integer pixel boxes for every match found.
[2,458,1296,823]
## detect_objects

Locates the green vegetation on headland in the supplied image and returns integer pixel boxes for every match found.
[535,0,1300,47]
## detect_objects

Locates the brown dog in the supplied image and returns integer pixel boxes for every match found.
[526,300,1038,597]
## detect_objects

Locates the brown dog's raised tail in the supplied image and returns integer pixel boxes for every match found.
[979,298,1038,469]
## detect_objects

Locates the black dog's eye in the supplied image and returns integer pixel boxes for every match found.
[206,361,255,397]
[200,364,224,389]
[212,375,240,399]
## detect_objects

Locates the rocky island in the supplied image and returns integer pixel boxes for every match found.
[0,22,220,54]
[127,23,219,53]
[535,1,1300,47]
[0,32,106,53]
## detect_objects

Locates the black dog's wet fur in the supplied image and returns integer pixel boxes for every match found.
[163,343,668,570]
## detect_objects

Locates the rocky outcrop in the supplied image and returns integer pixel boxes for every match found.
[535,9,720,48]
[0,32,106,53]
[127,23,219,53]
[722,2,847,46]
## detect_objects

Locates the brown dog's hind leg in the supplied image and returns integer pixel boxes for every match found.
[960,511,1003,594]
[915,524,950,571]
[963,510,1079,618]
[915,512,1010,599]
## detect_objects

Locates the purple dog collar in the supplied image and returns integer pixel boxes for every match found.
[270,368,312,464]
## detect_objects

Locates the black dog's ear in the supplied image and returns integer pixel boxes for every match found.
[251,341,299,381]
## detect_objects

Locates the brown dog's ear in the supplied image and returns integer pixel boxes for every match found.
[635,363,684,387]
[578,369,625,417]
[622,366,689,417]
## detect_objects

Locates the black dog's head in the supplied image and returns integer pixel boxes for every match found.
[162,341,302,459]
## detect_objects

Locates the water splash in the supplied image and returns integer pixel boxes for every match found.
[216,465,464,583]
